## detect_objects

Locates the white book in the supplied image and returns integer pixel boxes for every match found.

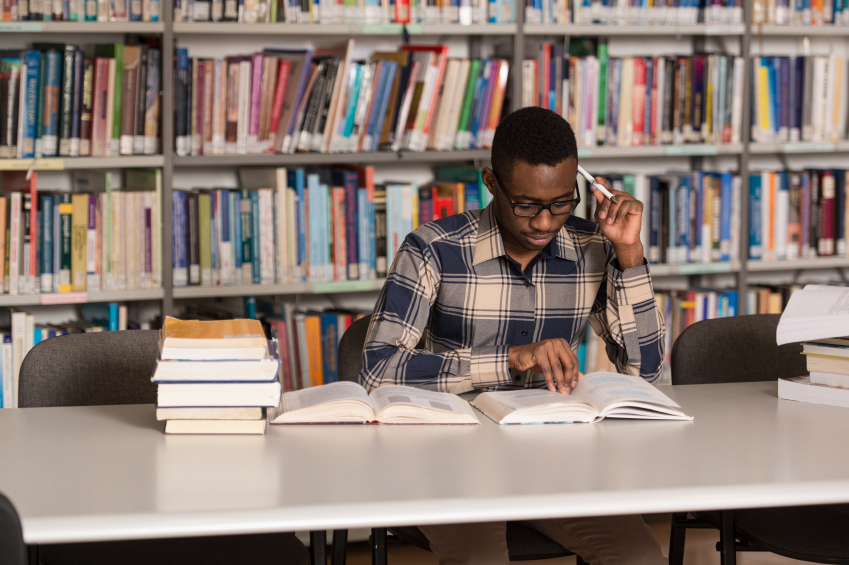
[810,371,849,388]
[269,382,479,425]
[812,56,827,142]
[11,313,26,409]
[294,313,310,389]
[259,189,275,285]
[777,285,849,345]
[731,57,744,144]
[16,62,26,160]
[275,169,289,284]
[774,179,788,261]
[8,193,21,296]
[1,334,11,408]
[825,54,838,142]
[444,59,470,152]
[157,381,282,408]
[112,191,126,291]
[236,60,251,155]
[617,58,634,148]
[730,176,742,263]
[431,59,459,151]
[472,373,692,424]
[24,314,33,360]
[779,376,849,409]
[286,189,299,283]
[126,192,137,290]
[219,191,233,286]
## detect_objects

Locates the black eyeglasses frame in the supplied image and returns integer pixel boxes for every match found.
[489,170,581,218]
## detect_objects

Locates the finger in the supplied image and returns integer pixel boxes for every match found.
[614,200,633,224]
[535,348,556,392]
[595,192,613,221]
[545,343,569,394]
[556,339,580,388]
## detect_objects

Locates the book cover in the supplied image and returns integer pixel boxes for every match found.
[119,44,140,155]
[94,44,123,156]
[70,193,87,291]
[320,312,338,383]
[304,314,324,386]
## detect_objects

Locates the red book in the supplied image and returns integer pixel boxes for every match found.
[395,0,410,22]
[540,44,550,109]
[267,59,292,153]
[650,57,660,145]
[331,186,346,282]
[632,57,647,146]
[400,44,450,151]
[434,196,453,220]
[202,60,214,154]
[819,170,836,256]
[91,58,110,157]
[274,321,292,392]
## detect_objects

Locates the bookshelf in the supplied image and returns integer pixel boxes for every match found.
[5,1,849,323]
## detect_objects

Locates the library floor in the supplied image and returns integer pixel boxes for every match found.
[334,514,807,564]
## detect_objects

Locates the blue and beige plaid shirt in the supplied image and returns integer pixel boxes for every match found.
[360,203,665,393]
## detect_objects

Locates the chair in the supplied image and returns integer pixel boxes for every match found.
[338,315,586,565]
[0,492,27,565]
[668,314,849,565]
[18,330,313,565]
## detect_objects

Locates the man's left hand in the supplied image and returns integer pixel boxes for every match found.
[590,177,645,270]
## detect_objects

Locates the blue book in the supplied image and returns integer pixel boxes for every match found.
[149,0,160,19]
[464,61,487,148]
[779,57,790,141]
[41,50,62,157]
[749,174,763,260]
[649,177,660,263]
[644,58,653,141]
[692,172,703,261]
[368,195,376,277]
[22,51,40,159]
[172,191,188,287]
[52,194,60,293]
[231,191,240,273]
[668,178,677,264]
[719,172,733,262]
[220,190,230,286]
[288,169,307,281]
[367,61,395,152]
[130,0,142,19]
[109,303,119,331]
[70,51,84,157]
[210,193,218,285]
[243,296,256,319]
[320,312,339,383]
[677,176,690,263]
[725,290,738,317]
[470,60,493,148]
[250,191,261,284]
[307,173,321,282]
[357,188,369,279]
[40,195,53,291]
[769,57,780,140]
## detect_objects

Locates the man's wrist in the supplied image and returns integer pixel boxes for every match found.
[613,243,645,270]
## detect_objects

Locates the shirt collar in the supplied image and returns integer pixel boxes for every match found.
[472,203,579,266]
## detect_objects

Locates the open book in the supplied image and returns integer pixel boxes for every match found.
[471,372,692,424]
[268,381,480,424]
[777,285,849,345]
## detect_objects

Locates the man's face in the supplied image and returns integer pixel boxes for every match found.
[485,158,579,253]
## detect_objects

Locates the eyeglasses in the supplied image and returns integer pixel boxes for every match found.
[490,171,581,218]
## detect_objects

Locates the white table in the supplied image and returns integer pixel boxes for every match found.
[2,381,849,546]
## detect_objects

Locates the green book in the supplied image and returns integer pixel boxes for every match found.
[58,193,72,293]
[454,58,481,150]
[94,44,124,156]
[623,175,636,197]
[198,192,212,287]
[597,40,608,146]
[239,189,253,285]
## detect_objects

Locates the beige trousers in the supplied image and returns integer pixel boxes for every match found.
[419,515,666,565]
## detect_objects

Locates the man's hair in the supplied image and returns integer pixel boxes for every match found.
[491,107,578,185]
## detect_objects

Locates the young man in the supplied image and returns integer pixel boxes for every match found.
[359,107,666,565]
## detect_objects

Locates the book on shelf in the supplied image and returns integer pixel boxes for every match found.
[751,55,848,144]
[524,0,741,24]
[0,41,161,159]
[1,0,160,20]
[172,0,510,22]
[524,43,745,148]
[158,316,268,359]
[471,372,692,424]
[267,381,480,424]
[753,0,849,26]
[173,42,510,156]
[748,170,849,262]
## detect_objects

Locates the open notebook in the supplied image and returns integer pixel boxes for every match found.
[471,372,693,424]
[268,381,480,424]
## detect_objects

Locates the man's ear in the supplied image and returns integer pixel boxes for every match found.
[480,167,497,197]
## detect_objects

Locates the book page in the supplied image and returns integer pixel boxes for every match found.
[777,285,849,344]
[283,381,372,412]
[474,389,589,411]
[571,373,682,414]
[369,385,469,415]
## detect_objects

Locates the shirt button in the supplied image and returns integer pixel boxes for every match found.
[521,329,528,336]
[514,375,522,382]
[525,281,531,287]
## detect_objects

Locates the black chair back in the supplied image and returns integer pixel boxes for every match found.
[670,314,806,385]
[338,315,372,382]
[0,493,26,565]
[18,330,160,408]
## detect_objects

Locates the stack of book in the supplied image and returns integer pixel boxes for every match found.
[0,41,161,160]
[524,44,745,148]
[777,285,849,407]
[752,0,849,26]
[529,0,742,25]
[1,0,161,21]
[154,317,282,435]
[174,42,510,156]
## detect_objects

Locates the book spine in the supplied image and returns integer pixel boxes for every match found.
[332,187,346,281]
[20,52,39,160]
[190,58,200,156]
[78,57,93,156]
[202,60,213,155]
[71,193,87,291]
[104,58,115,156]
[250,190,261,284]
[274,170,288,283]
[134,45,148,155]
[187,191,199,285]
[176,48,190,156]
[198,193,211,286]
[144,48,160,155]
[248,53,263,153]
[344,173,358,280]
[86,194,98,290]
[239,189,253,284]
[40,51,61,158]
[119,45,139,156]
[109,44,123,156]
[233,191,242,276]
[56,193,71,292]
[91,57,108,156]
[68,50,83,158]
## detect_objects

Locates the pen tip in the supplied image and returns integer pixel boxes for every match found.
[611,196,619,204]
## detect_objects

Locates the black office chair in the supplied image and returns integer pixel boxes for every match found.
[337,315,586,565]
[0,493,27,565]
[18,330,314,565]
[668,314,849,565]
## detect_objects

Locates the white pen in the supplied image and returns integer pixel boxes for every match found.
[577,164,619,205]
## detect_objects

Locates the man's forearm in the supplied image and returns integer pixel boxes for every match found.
[612,242,645,270]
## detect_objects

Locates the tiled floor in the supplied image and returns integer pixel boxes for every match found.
[335,515,807,564]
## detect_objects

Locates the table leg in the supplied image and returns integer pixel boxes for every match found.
[27,545,37,565]
[719,510,736,565]
[371,527,387,565]
[331,529,348,565]
[311,530,327,565]
[668,512,687,565]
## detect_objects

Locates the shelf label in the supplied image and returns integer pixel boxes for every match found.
[0,22,43,32]
[0,159,65,171]
[41,292,88,305]
[783,142,835,153]
[676,262,733,275]
[362,23,422,34]
[664,145,718,156]
[577,148,593,158]
[312,280,377,293]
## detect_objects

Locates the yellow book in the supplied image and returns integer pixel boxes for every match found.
[305,315,324,387]
[758,66,770,137]
[159,316,268,360]
[71,194,88,292]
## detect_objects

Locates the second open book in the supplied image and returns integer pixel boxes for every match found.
[268,373,691,425]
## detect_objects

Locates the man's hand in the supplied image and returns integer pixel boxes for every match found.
[591,177,645,270]
[508,339,580,394]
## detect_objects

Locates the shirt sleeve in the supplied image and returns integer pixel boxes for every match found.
[586,240,666,383]
[359,232,507,394]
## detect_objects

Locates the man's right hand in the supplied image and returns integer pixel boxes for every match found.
[508,339,581,394]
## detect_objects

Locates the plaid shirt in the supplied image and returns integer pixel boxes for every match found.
[359,203,665,393]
